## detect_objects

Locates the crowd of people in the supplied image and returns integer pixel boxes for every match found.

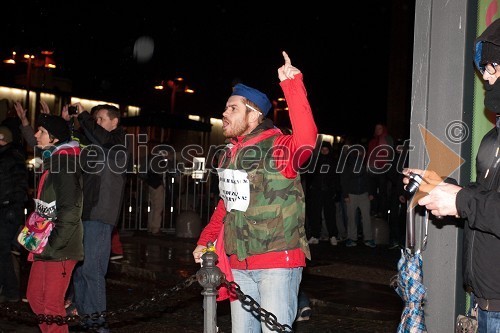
[302,125,408,250]
[0,100,131,332]
[0,50,408,332]
[3,19,500,330]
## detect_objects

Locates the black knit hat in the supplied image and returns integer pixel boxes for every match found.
[37,114,71,143]
[480,42,500,66]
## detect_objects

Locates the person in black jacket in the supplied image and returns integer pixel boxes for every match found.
[0,126,28,303]
[340,139,376,248]
[306,141,341,246]
[405,18,500,331]
[70,103,129,332]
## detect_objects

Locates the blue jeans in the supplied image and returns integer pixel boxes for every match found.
[230,267,302,333]
[478,307,500,333]
[72,220,113,329]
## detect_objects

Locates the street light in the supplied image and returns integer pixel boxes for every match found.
[154,77,194,114]
[273,97,288,124]
[3,50,57,118]
[24,54,34,109]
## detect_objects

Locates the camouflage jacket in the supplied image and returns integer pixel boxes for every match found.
[218,130,310,260]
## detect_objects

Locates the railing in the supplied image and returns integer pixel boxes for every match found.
[25,166,218,234]
[120,170,218,233]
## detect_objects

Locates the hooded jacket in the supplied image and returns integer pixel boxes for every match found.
[455,20,500,302]
[34,141,83,261]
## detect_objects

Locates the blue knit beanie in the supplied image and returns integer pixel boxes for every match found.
[231,83,272,116]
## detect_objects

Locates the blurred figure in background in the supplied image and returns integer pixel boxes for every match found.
[306,141,341,246]
[0,126,28,303]
[367,122,394,219]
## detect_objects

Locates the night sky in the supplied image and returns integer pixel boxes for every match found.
[2,1,410,138]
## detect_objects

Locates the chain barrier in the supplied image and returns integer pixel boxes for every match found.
[0,274,199,328]
[1,268,292,332]
[220,277,294,333]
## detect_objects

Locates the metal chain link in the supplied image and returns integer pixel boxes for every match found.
[1,273,293,332]
[0,274,199,327]
[221,278,294,333]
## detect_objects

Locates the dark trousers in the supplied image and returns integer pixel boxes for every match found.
[389,198,406,245]
[308,191,337,239]
[369,173,389,217]
[0,205,23,299]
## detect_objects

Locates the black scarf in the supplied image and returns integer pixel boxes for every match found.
[484,79,500,113]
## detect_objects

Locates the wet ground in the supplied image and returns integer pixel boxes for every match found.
[1,230,404,333]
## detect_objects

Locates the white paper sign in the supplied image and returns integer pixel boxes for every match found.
[217,168,250,212]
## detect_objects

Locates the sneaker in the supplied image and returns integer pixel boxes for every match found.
[337,235,347,243]
[330,236,338,246]
[66,303,79,317]
[307,237,319,245]
[296,306,312,322]
[345,239,357,247]
[110,254,124,261]
[389,242,400,250]
[364,240,376,248]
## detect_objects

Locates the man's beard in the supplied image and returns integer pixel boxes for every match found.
[223,119,250,138]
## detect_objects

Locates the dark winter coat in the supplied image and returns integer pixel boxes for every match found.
[0,143,28,208]
[340,147,372,198]
[77,112,130,226]
[34,142,83,262]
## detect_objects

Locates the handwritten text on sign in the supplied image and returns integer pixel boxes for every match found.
[217,168,250,212]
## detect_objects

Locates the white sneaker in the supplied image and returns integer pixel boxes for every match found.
[296,306,312,322]
[307,237,319,245]
[110,254,124,261]
[330,236,338,246]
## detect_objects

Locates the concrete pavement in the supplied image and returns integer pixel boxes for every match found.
[0,230,404,333]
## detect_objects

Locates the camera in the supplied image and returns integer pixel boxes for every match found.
[68,105,78,115]
[406,172,423,196]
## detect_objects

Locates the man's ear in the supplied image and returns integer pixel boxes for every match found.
[112,117,119,128]
[249,111,261,124]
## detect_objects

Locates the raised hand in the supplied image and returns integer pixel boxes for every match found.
[40,100,51,115]
[278,51,301,82]
[14,101,29,126]
[61,104,70,121]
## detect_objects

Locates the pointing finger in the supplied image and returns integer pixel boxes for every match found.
[282,51,291,65]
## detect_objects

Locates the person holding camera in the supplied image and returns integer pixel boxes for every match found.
[69,103,130,333]
[404,18,500,332]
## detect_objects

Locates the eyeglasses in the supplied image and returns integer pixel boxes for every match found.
[480,62,499,75]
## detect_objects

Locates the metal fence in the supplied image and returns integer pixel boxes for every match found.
[120,170,217,234]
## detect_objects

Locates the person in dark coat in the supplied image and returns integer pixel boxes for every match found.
[406,18,500,331]
[25,114,83,333]
[306,141,341,246]
[70,103,130,332]
[0,126,28,303]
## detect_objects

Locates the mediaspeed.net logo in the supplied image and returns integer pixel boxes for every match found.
[408,123,467,210]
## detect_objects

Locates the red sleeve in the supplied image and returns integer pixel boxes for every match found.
[197,199,226,246]
[273,73,318,178]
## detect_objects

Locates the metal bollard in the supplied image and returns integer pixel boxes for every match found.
[196,242,223,333]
